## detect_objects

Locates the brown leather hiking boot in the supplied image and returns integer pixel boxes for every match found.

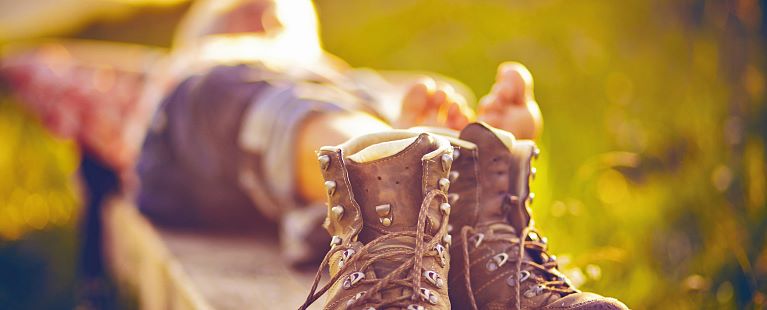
[446,122,628,310]
[300,131,455,310]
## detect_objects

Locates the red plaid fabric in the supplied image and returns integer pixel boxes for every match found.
[1,42,165,170]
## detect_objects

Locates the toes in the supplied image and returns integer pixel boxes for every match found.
[478,92,503,115]
[443,84,473,129]
[419,87,446,126]
[398,78,434,127]
[399,78,473,129]
[431,87,448,110]
[446,102,470,130]
[477,99,501,125]
[402,78,431,112]
[497,61,533,91]
[437,83,473,129]
[476,61,542,139]
[495,61,534,105]
[477,99,542,139]
[491,81,517,103]
[433,83,453,123]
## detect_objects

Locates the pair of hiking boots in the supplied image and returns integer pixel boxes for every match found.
[300,123,628,310]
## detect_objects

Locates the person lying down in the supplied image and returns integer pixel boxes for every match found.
[135,0,543,264]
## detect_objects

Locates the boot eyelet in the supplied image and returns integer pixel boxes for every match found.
[447,193,460,204]
[508,270,531,287]
[338,249,355,268]
[346,291,366,306]
[523,289,536,298]
[524,284,547,298]
[527,192,535,205]
[506,275,516,287]
[506,195,520,206]
[423,270,444,288]
[519,270,531,283]
[375,204,393,226]
[330,236,343,247]
[434,244,447,266]
[448,171,459,182]
[318,155,330,170]
[528,231,540,241]
[325,181,336,196]
[485,253,509,271]
[331,205,344,220]
[441,153,453,171]
[469,233,485,248]
[442,234,452,247]
[438,178,450,192]
[439,203,451,215]
[342,272,365,289]
[419,288,439,304]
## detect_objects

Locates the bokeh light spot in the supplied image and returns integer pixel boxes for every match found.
[716,281,734,304]
[585,264,602,280]
[711,165,733,193]
[551,200,567,217]
[744,65,765,102]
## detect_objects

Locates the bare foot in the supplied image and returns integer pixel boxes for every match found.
[395,78,474,130]
[477,62,542,139]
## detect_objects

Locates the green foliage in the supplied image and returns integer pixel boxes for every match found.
[0,97,80,309]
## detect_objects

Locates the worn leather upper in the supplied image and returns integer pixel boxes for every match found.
[301,131,455,310]
[445,122,628,310]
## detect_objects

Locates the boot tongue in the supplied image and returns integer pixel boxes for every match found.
[459,122,532,233]
[345,133,438,242]
[345,133,438,289]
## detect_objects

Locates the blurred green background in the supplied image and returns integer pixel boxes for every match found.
[1,0,765,309]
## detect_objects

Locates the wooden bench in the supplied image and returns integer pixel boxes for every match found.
[102,198,320,309]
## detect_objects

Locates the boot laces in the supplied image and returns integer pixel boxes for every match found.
[459,222,577,310]
[300,190,449,309]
